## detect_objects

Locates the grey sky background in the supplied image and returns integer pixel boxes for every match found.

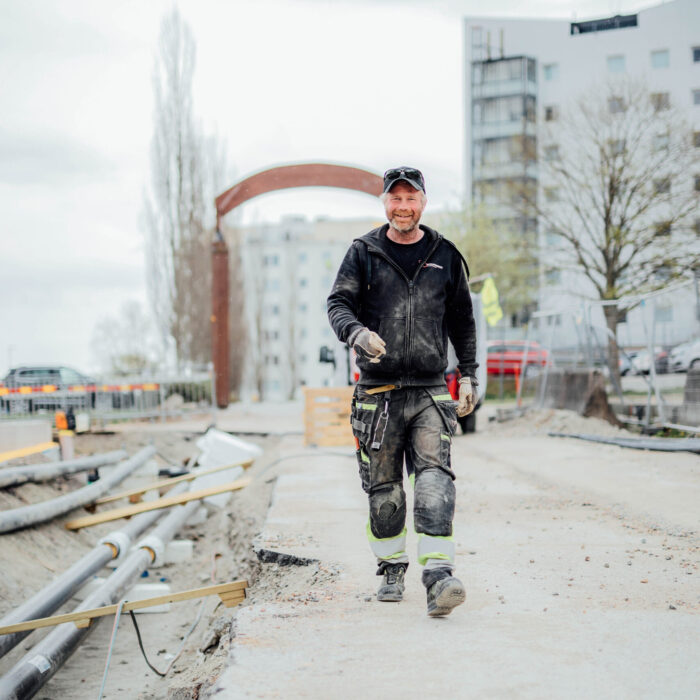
[0,0,657,376]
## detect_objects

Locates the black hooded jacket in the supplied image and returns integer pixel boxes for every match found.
[327,224,478,386]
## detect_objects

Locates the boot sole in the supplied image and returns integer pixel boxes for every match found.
[428,581,466,617]
[377,592,403,602]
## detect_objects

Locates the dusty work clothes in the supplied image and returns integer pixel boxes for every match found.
[351,384,458,571]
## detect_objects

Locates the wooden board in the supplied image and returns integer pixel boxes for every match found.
[303,386,354,447]
[0,580,248,635]
[65,477,251,530]
[93,459,253,505]
[0,441,56,464]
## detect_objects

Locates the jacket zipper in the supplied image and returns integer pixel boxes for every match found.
[366,236,442,375]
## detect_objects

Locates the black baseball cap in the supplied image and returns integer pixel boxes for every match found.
[383,166,426,194]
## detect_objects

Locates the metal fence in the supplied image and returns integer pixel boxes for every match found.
[0,373,215,424]
[508,281,700,433]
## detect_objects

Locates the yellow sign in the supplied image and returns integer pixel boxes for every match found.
[481,277,503,326]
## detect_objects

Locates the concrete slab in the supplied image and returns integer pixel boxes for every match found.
[0,419,52,454]
[213,428,700,699]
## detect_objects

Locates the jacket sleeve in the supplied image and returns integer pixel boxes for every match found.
[445,251,479,383]
[327,242,365,345]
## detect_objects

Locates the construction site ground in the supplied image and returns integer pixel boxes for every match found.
[0,400,698,698]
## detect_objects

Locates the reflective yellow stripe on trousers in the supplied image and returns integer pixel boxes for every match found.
[417,533,455,566]
[366,522,408,561]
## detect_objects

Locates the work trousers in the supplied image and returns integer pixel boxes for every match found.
[350,385,458,579]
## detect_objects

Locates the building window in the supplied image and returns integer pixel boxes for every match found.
[654,303,673,321]
[695,175,700,192]
[300,328,308,339]
[694,132,700,147]
[545,269,561,285]
[610,139,626,156]
[654,178,670,194]
[655,221,672,237]
[543,63,559,81]
[269,305,279,315]
[651,92,670,111]
[545,230,562,247]
[651,49,669,69]
[607,55,625,73]
[263,254,279,267]
[544,145,560,161]
[298,252,307,264]
[694,89,700,106]
[265,279,280,292]
[544,187,559,202]
[693,47,700,62]
[544,105,558,121]
[694,218,700,235]
[654,132,670,151]
[299,278,308,288]
[608,96,626,114]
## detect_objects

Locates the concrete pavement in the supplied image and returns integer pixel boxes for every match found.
[212,417,699,699]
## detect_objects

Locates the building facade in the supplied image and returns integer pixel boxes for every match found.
[464,0,700,349]
[235,215,382,399]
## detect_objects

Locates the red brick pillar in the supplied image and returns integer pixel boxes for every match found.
[211,229,230,408]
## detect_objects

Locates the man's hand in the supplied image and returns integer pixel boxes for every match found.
[350,327,386,363]
[456,377,475,417]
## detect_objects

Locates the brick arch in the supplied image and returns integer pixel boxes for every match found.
[211,162,382,409]
[215,163,383,223]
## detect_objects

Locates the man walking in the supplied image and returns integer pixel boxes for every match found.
[327,167,478,617]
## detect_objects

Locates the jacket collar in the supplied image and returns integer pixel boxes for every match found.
[358,223,441,254]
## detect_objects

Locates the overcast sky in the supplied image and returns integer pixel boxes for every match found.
[0,0,658,376]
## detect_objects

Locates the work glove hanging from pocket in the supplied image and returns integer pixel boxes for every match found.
[349,327,386,364]
[456,377,475,417]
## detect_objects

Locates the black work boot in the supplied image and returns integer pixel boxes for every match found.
[376,563,407,602]
[426,575,466,617]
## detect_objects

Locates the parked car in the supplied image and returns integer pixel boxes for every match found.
[669,338,700,372]
[485,340,549,376]
[620,347,668,375]
[0,365,96,414]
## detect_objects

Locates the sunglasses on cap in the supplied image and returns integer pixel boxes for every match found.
[382,167,425,193]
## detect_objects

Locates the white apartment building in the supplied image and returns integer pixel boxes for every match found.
[236,215,383,399]
[464,0,700,349]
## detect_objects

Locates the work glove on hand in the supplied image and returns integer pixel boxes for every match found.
[350,327,386,364]
[456,376,475,417]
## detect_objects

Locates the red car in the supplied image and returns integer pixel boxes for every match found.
[486,340,549,375]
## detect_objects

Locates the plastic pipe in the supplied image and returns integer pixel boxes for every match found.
[0,482,189,659]
[0,450,128,489]
[0,494,201,699]
[0,446,155,534]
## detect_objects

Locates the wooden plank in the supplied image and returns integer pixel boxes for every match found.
[65,478,251,530]
[93,460,253,506]
[0,580,248,636]
[303,386,354,447]
[0,441,56,464]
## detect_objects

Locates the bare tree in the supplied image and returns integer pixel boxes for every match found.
[530,79,700,375]
[143,8,227,369]
[440,203,538,320]
[91,301,157,376]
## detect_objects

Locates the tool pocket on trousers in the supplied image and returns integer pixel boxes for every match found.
[351,392,378,493]
[428,390,459,437]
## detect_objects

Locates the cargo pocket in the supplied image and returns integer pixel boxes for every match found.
[350,392,379,493]
[428,389,458,477]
